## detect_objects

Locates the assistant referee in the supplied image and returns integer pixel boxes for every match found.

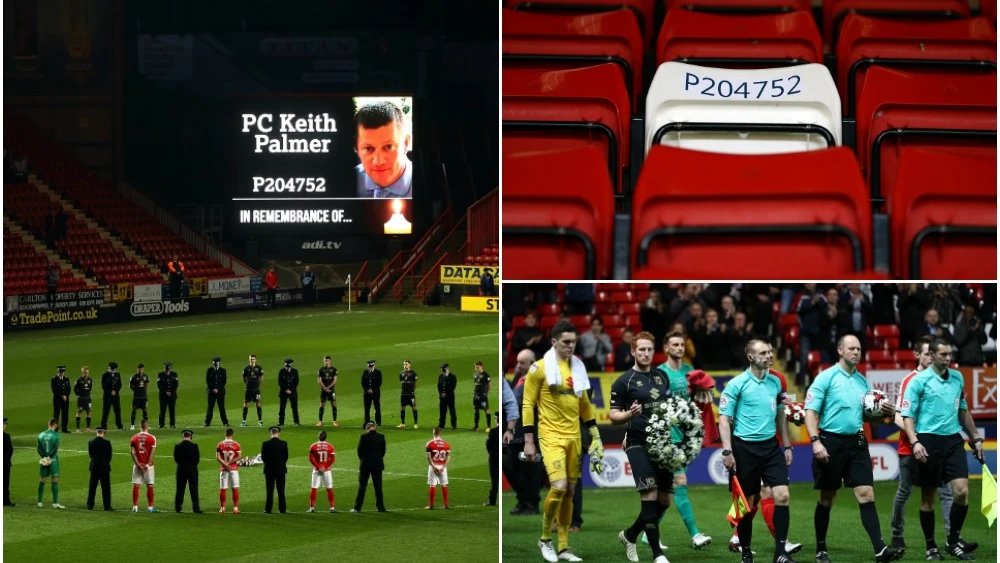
[719,339,794,563]
[805,335,901,563]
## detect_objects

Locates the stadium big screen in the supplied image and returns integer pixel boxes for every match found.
[230,95,415,237]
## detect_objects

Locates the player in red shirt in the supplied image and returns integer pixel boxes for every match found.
[217,427,242,514]
[727,345,803,555]
[129,419,157,513]
[425,426,452,509]
[308,431,337,513]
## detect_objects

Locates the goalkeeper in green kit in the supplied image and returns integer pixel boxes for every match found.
[37,419,65,508]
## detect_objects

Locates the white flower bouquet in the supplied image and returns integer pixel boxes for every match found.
[645,397,705,472]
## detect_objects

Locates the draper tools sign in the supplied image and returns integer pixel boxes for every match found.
[232,96,414,236]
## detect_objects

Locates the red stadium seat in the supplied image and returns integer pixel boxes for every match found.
[665,0,811,13]
[502,8,644,109]
[823,0,970,50]
[807,350,822,375]
[607,326,626,341]
[619,302,641,315]
[855,67,996,209]
[983,0,997,23]
[507,0,655,49]
[569,314,592,326]
[656,10,822,67]
[872,324,900,338]
[887,146,997,279]
[836,15,997,117]
[867,349,894,363]
[603,314,624,327]
[502,146,615,279]
[539,303,562,316]
[503,64,631,192]
[610,290,635,303]
[631,146,872,278]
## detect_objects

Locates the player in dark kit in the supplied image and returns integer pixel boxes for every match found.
[157,361,180,429]
[609,331,674,563]
[437,363,458,430]
[51,366,72,433]
[242,355,265,427]
[101,362,124,430]
[129,363,151,430]
[472,361,492,432]
[398,360,418,429]
[316,356,339,428]
[74,366,95,433]
[362,360,383,426]
[278,359,301,426]
[205,357,230,427]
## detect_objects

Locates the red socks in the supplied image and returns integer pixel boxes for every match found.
[761,497,776,537]
[443,486,449,507]
[220,490,227,507]
[146,486,154,507]
[428,487,436,507]
[310,488,317,507]
[327,489,335,507]
[233,489,240,507]
[132,485,139,506]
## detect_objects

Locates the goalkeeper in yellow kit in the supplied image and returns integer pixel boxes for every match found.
[522,320,605,563]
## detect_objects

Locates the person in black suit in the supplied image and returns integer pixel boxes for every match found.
[86,427,113,510]
[361,360,383,426]
[174,429,202,513]
[486,413,499,506]
[204,357,229,427]
[4,417,13,506]
[352,421,387,512]
[261,426,289,513]
[437,363,458,429]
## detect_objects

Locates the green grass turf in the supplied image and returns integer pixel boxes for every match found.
[503,481,997,562]
[2,304,500,563]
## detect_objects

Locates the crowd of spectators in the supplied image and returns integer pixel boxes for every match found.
[503,283,997,380]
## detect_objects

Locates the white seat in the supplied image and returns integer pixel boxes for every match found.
[644,62,842,155]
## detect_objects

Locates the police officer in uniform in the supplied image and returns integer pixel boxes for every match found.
[51,366,71,433]
[719,338,796,563]
[157,361,180,429]
[278,359,300,427]
[608,331,674,563]
[472,361,491,432]
[398,360,418,429]
[100,362,123,430]
[205,357,229,427]
[316,356,338,427]
[437,363,458,430]
[86,426,113,510]
[173,429,202,513]
[74,366,94,433]
[129,363,150,430]
[361,360,383,427]
[805,335,901,563]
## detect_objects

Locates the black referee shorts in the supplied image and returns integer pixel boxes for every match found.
[914,433,968,488]
[624,443,674,493]
[733,437,789,498]
[812,431,873,491]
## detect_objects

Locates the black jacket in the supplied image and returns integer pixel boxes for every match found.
[437,373,458,397]
[101,370,123,396]
[261,437,288,476]
[88,436,112,474]
[157,371,180,395]
[51,375,71,397]
[361,369,382,393]
[206,366,227,394]
[278,367,300,394]
[173,440,200,470]
[357,431,386,471]
[487,425,499,457]
[74,376,94,398]
[4,432,12,467]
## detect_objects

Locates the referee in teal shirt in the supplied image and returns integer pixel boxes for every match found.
[901,339,984,561]
[804,334,900,563]
[719,338,795,563]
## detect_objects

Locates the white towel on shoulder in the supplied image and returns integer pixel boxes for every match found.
[544,347,591,398]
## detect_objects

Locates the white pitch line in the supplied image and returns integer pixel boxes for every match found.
[12,446,490,482]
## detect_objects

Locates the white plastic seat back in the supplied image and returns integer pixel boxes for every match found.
[644,62,842,155]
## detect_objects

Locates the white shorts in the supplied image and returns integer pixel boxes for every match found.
[219,470,241,489]
[311,469,333,489]
[131,465,155,485]
[427,465,449,486]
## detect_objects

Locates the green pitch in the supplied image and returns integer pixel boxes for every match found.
[503,482,997,562]
[3,304,499,563]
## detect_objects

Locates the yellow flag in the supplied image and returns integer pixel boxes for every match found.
[983,465,997,528]
[727,475,750,525]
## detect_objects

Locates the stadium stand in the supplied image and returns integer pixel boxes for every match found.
[502,1,998,279]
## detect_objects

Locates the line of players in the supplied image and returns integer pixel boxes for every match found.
[33,417,456,513]
[49,356,494,434]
